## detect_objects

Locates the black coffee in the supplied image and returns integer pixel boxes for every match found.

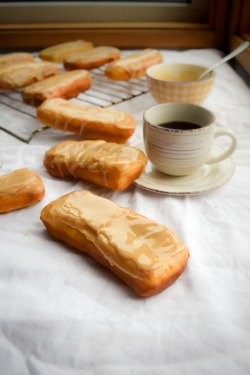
[159,121,201,130]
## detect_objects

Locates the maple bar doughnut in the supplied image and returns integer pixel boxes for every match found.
[36,98,136,143]
[38,40,93,62]
[0,52,34,68]
[0,168,45,213]
[21,70,91,107]
[105,48,163,80]
[63,46,120,70]
[0,61,60,90]
[40,190,190,297]
[43,140,147,190]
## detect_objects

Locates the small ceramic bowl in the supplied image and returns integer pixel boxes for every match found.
[146,63,215,105]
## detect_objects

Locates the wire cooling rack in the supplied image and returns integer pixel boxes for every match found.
[0,66,149,143]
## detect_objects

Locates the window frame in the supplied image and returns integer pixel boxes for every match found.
[0,1,210,24]
[227,0,250,77]
[0,0,229,50]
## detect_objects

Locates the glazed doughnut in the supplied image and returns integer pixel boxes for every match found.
[21,70,91,107]
[0,52,34,68]
[38,40,93,62]
[105,48,163,80]
[36,98,136,143]
[0,168,45,213]
[0,61,59,90]
[43,140,147,190]
[40,190,190,297]
[63,46,120,70]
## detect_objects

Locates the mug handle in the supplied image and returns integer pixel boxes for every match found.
[206,127,237,164]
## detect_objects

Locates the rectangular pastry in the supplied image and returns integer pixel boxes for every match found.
[38,40,93,62]
[63,46,120,70]
[40,190,190,297]
[36,98,136,143]
[43,140,147,190]
[0,52,34,68]
[0,61,60,90]
[0,168,45,213]
[21,70,91,107]
[105,48,163,80]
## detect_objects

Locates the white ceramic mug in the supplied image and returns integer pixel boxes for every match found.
[143,103,237,176]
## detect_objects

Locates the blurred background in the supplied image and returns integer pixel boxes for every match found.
[0,1,249,81]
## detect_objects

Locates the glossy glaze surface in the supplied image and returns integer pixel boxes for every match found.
[105,49,163,79]
[0,61,59,89]
[0,168,44,195]
[44,140,147,181]
[39,40,93,62]
[46,190,188,274]
[37,98,135,133]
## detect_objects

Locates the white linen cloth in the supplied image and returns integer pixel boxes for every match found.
[0,49,250,375]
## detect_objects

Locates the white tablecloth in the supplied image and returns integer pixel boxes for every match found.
[0,49,250,375]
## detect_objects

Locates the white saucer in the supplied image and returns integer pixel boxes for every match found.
[132,140,235,195]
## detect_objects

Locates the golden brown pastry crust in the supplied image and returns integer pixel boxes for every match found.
[38,40,93,62]
[40,190,190,297]
[105,49,163,80]
[0,61,60,90]
[0,52,35,68]
[43,140,147,190]
[36,98,136,143]
[21,70,91,107]
[0,168,45,213]
[63,46,120,70]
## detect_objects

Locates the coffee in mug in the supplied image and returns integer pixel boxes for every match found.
[158,121,201,130]
[143,103,237,176]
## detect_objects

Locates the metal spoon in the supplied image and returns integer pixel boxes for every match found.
[198,40,250,80]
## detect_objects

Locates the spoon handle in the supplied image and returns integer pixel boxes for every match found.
[198,40,250,80]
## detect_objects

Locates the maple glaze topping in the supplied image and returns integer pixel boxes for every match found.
[39,40,93,61]
[0,62,59,88]
[105,48,162,80]
[22,70,91,94]
[49,190,186,273]
[39,98,135,130]
[106,49,162,78]
[41,40,92,52]
[38,40,93,62]
[64,46,120,63]
[0,52,34,67]
[45,140,147,179]
[0,168,44,195]
[0,61,58,74]
[113,49,160,67]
